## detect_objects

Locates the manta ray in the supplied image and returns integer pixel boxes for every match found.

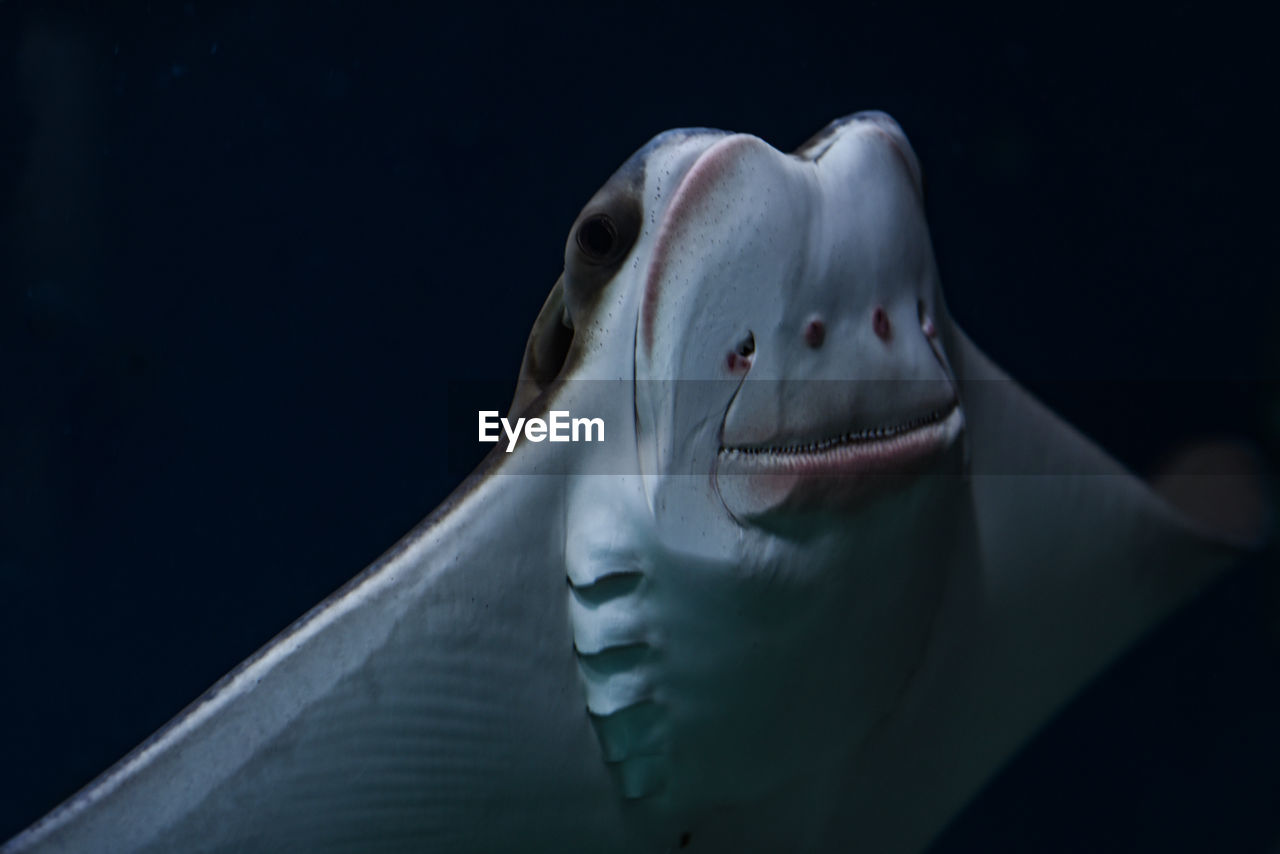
[4,112,1253,853]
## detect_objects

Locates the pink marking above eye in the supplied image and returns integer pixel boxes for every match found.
[804,317,825,348]
[873,306,892,342]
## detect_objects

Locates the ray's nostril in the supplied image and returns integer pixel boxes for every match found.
[803,317,825,349]
[872,306,892,342]
[726,330,755,372]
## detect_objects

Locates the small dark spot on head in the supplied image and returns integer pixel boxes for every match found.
[804,316,825,349]
[873,305,892,342]
[679,831,692,848]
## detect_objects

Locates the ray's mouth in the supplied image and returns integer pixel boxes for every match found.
[713,399,964,518]
[719,401,959,459]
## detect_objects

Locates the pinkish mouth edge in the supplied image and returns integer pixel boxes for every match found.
[716,402,962,478]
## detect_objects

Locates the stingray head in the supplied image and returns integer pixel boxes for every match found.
[629,113,964,539]
[537,116,977,815]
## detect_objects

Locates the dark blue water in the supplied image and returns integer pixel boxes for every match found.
[2,2,1277,849]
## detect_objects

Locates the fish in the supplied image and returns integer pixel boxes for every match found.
[3,111,1254,853]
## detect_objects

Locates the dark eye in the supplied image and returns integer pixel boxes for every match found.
[575,214,619,263]
[736,331,755,357]
[562,173,642,310]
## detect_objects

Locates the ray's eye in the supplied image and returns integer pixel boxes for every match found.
[575,214,619,263]
[563,174,641,308]
[735,331,755,357]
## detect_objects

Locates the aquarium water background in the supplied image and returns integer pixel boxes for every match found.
[1,2,1278,850]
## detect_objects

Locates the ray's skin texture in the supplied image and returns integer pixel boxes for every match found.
[3,114,1240,853]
